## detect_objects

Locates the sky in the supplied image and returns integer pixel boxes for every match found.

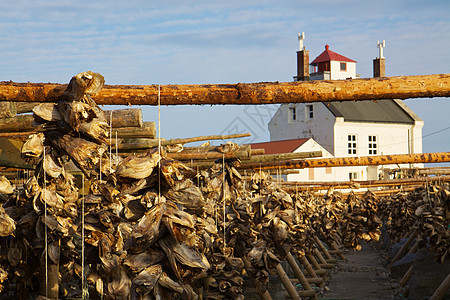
[1,0,449,152]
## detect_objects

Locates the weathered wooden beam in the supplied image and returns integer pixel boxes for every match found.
[280,175,450,189]
[0,102,17,118]
[0,121,156,140]
[238,152,450,170]
[166,150,251,160]
[1,74,449,105]
[110,121,155,138]
[247,151,322,163]
[0,108,143,133]
[117,132,251,150]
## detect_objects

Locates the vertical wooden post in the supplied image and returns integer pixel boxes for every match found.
[298,255,324,288]
[314,236,334,261]
[399,265,413,287]
[389,230,417,267]
[407,240,420,255]
[275,263,301,300]
[241,257,273,300]
[286,252,317,300]
[430,273,450,300]
[305,253,326,276]
[331,241,345,260]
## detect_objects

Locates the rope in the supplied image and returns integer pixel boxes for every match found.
[109,111,113,172]
[81,174,87,299]
[222,153,226,251]
[158,85,161,198]
[43,147,48,298]
[115,131,118,157]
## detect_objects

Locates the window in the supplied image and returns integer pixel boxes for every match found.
[349,172,358,180]
[306,104,313,120]
[340,62,347,71]
[289,107,297,122]
[348,134,357,155]
[368,135,378,155]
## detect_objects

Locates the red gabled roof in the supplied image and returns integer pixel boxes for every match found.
[311,44,356,64]
[249,138,310,155]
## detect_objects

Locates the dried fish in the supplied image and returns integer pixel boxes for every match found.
[0,206,15,236]
[0,176,14,194]
[21,133,45,162]
[32,103,62,122]
[131,264,162,296]
[116,150,160,179]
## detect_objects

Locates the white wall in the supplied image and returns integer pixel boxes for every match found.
[330,61,356,79]
[286,139,336,182]
[269,103,336,154]
[333,120,423,180]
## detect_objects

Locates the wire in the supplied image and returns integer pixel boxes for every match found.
[158,85,161,199]
[43,147,48,298]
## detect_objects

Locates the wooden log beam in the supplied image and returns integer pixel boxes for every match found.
[0,121,156,140]
[238,152,450,170]
[430,273,450,300]
[246,151,322,163]
[275,263,301,300]
[280,175,450,190]
[0,102,17,118]
[0,108,143,133]
[166,150,251,160]
[1,74,449,105]
[117,132,251,150]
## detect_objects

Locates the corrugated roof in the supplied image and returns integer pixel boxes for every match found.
[325,99,415,124]
[249,138,310,154]
[311,44,356,64]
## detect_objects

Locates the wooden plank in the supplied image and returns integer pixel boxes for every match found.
[1,74,449,105]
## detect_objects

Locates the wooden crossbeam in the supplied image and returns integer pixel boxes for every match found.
[1,74,449,105]
[237,152,450,170]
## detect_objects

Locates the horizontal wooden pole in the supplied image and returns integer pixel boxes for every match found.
[117,132,251,150]
[0,121,156,140]
[238,152,450,170]
[0,108,143,133]
[281,175,450,189]
[248,151,322,163]
[1,73,449,105]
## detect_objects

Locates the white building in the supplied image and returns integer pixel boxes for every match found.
[267,40,423,181]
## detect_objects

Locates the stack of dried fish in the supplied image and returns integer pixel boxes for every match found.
[1,71,254,299]
[378,191,417,244]
[379,184,450,263]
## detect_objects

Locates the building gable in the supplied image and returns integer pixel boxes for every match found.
[250,138,310,154]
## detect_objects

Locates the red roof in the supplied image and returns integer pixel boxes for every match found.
[311,44,356,64]
[249,138,310,155]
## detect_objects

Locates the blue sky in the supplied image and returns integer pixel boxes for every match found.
[1,0,449,152]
